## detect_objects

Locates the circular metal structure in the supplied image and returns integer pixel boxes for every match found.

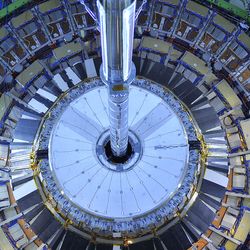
[96,129,142,172]
[37,78,200,235]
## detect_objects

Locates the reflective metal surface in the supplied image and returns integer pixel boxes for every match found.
[36,78,199,234]
[48,84,188,218]
[97,0,136,156]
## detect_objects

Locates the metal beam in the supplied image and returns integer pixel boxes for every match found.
[97,0,136,156]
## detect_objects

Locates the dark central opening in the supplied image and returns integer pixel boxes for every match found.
[104,140,133,164]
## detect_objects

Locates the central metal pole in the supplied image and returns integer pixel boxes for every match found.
[97,0,136,157]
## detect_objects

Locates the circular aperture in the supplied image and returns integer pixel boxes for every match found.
[96,129,142,172]
[104,140,133,164]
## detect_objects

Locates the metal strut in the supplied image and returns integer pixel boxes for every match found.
[97,0,136,157]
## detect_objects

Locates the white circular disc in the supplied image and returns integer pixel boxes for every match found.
[49,85,189,218]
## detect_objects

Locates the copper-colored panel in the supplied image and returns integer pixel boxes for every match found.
[176,21,188,36]
[137,11,148,26]
[227,57,241,71]
[48,22,59,37]
[241,68,250,81]
[163,17,174,31]
[36,31,48,44]
[186,28,198,41]
[13,45,25,58]
[220,49,231,61]
[60,20,70,34]
[85,13,95,26]
[75,14,84,26]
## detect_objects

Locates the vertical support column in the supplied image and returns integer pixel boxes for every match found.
[97,0,136,157]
